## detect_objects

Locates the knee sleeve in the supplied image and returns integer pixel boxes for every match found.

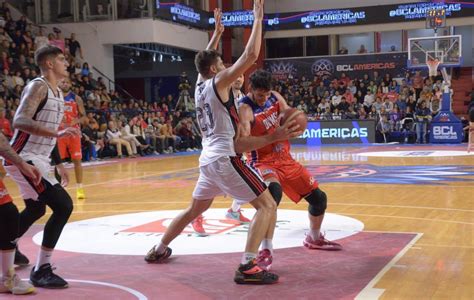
[268,182,282,206]
[305,188,327,216]
[0,202,19,250]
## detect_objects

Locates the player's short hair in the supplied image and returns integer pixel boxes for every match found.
[249,69,272,91]
[469,108,474,122]
[194,50,221,78]
[35,45,63,68]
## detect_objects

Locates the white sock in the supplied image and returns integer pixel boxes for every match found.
[241,252,257,264]
[77,183,83,188]
[261,239,274,254]
[309,229,321,240]
[231,201,241,212]
[35,248,53,271]
[1,250,15,277]
[156,241,167,254]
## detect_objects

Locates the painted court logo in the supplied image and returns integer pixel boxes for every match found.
[34,209,363,256]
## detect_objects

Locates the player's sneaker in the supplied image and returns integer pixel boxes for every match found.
[225,208,251,223]
[145,246,172,263]
[303,233,342,251]
[256,249,273,271]
[234,259,279,285]
[76,187,85,200]
[191,215,207,236]
[30,264,68,289]
[0,269,35,295]
[14,246,30,266]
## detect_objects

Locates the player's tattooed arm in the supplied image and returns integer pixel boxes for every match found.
[13,81,58,137]
[0,133,25,166]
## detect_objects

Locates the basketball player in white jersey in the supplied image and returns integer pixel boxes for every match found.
[145,2,301,284]
[5,45,80,289]
[191,74,251,235]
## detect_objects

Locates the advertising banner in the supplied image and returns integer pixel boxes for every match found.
[264,53,408,80]
[291,120,376,145]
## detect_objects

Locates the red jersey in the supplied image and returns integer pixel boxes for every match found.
[240,93,291,164]
[60,91,79,129]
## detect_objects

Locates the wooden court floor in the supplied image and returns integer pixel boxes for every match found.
[3,144,473,299]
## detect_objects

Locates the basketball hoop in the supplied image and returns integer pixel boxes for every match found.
[427,59,441,77]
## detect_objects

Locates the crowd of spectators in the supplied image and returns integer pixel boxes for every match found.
[273,70,447,143]
[0,4,201,161]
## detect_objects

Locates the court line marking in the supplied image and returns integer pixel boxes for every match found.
[38,201,474,213]
[355,232,423,300]
[20,279,147,300]
[339,213,474,226]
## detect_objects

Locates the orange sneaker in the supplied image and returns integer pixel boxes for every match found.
[191,215,208,236]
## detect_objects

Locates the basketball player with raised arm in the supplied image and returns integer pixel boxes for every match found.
[232,70,342,271]
[0,132,41,295]
[145,2,301,284]
[5,45,80,289]
[190,74,251,235]
[58,78,87,200]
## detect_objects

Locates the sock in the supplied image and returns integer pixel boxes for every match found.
[231,201,240,213]
[35,248,53,271]
[1,250,15,277]
[77,183,83,189]
[156,241,168,255]
[261,239,273,254]
[241,252,257,264]
[309,229,321,240]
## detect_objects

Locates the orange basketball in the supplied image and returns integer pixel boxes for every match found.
[279,108,307,132]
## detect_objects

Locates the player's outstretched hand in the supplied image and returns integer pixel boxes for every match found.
[58,127,81,138]
[273,119,302,141]
[214,8,224,34]
[17,161,41,186]
[253,0,264,20]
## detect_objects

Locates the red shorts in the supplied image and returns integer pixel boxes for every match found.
[0,180,13,205]
[58,136,82,160]
[254,159,318,203]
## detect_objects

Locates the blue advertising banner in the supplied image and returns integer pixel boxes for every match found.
[291,120,376,145]
[264,53,408,80]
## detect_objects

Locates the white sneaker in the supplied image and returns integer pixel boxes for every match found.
[153,151,160,155]
[0,269,35,295]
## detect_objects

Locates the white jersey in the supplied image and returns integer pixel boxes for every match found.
[10,77,64,161]
[195,78,239,166]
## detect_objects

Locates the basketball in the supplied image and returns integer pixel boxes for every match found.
[279,108,307,132]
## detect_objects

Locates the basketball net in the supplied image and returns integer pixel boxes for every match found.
[427,59,441,77]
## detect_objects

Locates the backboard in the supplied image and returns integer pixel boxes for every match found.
[408,35,462,69]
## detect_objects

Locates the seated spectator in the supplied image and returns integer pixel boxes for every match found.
[337,96,349,113]
[382,97,393,112]
[118,119,140,156]
[160,118,177,152]
[106,120,134,158]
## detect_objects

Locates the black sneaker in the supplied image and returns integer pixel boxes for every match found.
[14,246,30,266]
[234,259,279,285]
[144,246,172,263]
[30,264,68,289]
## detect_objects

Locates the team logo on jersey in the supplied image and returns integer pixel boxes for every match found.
[312,59,334,77]
[306,164,474,185]
[37,209,363,255]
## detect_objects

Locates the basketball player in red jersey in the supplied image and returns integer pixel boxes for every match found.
[238,69,342,271]
[58,78,87,199]
[0,132,40,295]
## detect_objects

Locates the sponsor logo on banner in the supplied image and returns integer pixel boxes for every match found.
[38,209,362,255]
[302,127,368,139]
[268,62,298,80]
[336,62,396,72]
[432,125,458,140]
[312,59,334,76]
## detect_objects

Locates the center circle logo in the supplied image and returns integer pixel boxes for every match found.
[33,209,363,255]
[312,59,334,77]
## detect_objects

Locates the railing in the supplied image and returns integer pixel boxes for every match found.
[92,66,135,99]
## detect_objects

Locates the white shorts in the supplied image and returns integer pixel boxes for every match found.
[5,155,58,200]
[192,156,267,205]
